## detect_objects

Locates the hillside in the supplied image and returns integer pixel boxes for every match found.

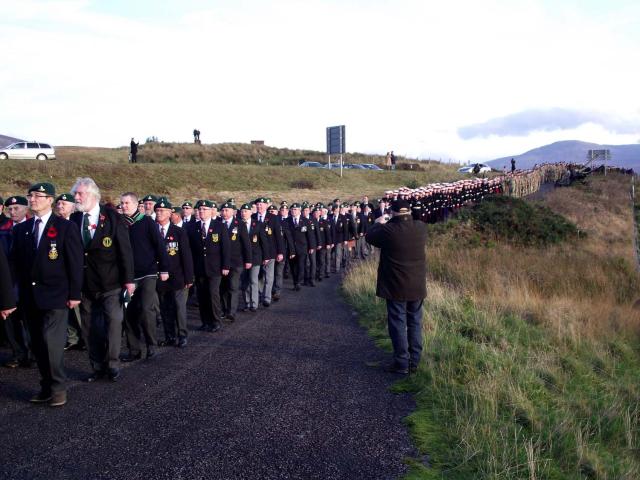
[488,140,640,171]
[0,134,22,148]
[0,144,462,204]
[344,173,640,479]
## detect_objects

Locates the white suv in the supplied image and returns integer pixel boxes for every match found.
[0,142,56,161]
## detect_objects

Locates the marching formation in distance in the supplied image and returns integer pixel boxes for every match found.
[0,164,568,408]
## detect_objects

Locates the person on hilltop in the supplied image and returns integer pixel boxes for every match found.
[365,199,428,375]
[511,158,516,173]
[130,138,139,163]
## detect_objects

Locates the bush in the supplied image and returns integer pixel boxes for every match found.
[289,179,314,190]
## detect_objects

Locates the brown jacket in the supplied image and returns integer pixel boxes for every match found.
[365,215,428,301]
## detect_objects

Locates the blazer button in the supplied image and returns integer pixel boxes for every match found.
[84,252,88,256]
[32,282,36,286]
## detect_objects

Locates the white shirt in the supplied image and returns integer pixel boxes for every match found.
[201,219,211,233]
[158,222,170,238]
[86,203,101,239]
[183,215,192,223]
[33,210,52,247]
[175,221,183,229]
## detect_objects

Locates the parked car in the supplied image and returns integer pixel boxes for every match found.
[0,141,56,161]
[458,163,492,174]
[348,164,368,170]
[298,161,325,168]
[359,163,384,171]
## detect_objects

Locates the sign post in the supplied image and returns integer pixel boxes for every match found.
[326,125,346,178]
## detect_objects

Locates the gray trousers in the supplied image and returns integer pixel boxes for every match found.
[125,277,159,355]
[243,265,261,309]
[355,236,367,259]
[304,249,316,284]
[260,259,275,304]
[66,305,82,345]
[332,243,343,273]
[273,259,285,296]
[196,275,222,327]
[221,266,242,316]
[159,287,188,340]
[80,288,123,373]
[321,247,331,276]
[25,306,68,393]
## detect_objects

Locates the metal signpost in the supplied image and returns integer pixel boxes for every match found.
[326,125,346,177]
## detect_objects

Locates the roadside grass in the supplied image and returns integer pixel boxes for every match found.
[343,173,640,479]
[0,145,460,205]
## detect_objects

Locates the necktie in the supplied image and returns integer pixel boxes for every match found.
[246,220,250,234]
[33,218,42,250]
[161,226,166,238]
[295,218,298,227]
[201,221,207,240]
[82,213,92,248]
[259,214,263,223]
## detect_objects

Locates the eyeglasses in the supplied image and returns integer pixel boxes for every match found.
[27,193,51,199]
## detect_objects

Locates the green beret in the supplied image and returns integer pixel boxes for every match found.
[154,198,172,210]
[195,199,214,209]
[142,194,157,202]
[28,182,55,197]
[301,202,309,208]
[56,193,74,203]
[267,205,277,211]
[5,196,28,207]
[138,199,144,205]
[220,202,236,210]
[290,202,301,209]
[255,197,268,204]
[226,198,235,204]
[182,201,193,208]
[280,201,288,206]
[240,203,252,211]
[172,206,183,215]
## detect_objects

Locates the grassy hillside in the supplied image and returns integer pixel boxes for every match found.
[343,173,640,479]
[0,144,461,204]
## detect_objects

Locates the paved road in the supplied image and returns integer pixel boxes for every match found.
[0,272,415,479]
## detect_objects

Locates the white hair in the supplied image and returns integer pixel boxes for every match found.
[71,177,101,203]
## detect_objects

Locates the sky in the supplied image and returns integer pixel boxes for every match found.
[2,0,640,162]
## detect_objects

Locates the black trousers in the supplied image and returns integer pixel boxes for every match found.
[221,266,242,317]
[24,305,68,393]
[196,275,222,328]
[304,250,316,284]
[125,277,159,355]
[289,253,306,287]
[159,287,188,341]
[3,308,30,362]
[80,288,123,373]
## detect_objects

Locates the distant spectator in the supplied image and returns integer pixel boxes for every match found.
[511,158,516,173]
[193,129,201,144]
[390,151,397,170]
[130,138,139,163]
[385,152,392,170]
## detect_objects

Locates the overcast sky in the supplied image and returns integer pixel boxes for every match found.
[2,0,639,161]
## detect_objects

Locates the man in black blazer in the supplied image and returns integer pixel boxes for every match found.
[366,200,428,375]
[252,197,284,307]
[0,246,16,320]
[286,203,316,291]
[12,182,83,407]
[330,204,349,273]
[71,178,135,383]
[187,200,230,332]
[155,200,194,348]
[239,204,267,312]
[219,201,251,322]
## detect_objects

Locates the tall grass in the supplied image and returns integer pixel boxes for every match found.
[343,173,640,479]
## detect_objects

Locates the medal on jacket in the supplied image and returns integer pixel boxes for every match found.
[212,233,219,243]
[252,234,258,243]
[48,241,58,260]
[266,226,272,235]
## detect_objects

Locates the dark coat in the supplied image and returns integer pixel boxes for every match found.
[286,217,316,256]
[220,217,251,268]
[70,206,134,295]
[128,215,170,278]
[157,224,194,292]
[245,218,268,266]
[365,215,428,301]
[251,212,284,260]
[278,215,294,254]
[12,214,84,309]
[331,214,349,243]
[187,219,231,278]
[0,244,15,310]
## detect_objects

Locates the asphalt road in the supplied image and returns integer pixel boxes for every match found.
[0,271,415,479]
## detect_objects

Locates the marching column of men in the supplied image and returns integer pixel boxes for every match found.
[2,167,533,407]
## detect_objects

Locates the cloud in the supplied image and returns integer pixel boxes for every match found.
[458,108,640,139]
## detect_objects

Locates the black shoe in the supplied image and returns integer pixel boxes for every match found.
[65,342,86,352]
[294,285,301,291]
[325,274,330,278]
[18,359,32,368]
[146,347,156,359]
[197,325,209,331]
[316,277,322,282]
[309,282,316,287]
[283,274,289,279]
[177,337,187,348]
[86,371,106,383]
[120,353,142,363]
[262,301,270,308]
[272,294,280,302]
[159,339,176,347]
[383,363,409,375]
[225,314,235,323]
[30,390,52,403]
[210,325,221,333]
[249,307,257,312]
[108,368,120,382]
[409,364,418,374]
[3,358,19,369]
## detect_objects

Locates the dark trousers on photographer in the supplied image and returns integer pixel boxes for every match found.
[386,299,423,370]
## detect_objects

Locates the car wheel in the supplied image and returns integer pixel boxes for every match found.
[37,154,47,161]
[0,153,8,160]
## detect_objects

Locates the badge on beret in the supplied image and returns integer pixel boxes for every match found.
[103,236,113,248]
[212,233,219,243]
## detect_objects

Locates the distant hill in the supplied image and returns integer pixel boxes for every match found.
[0,134,23,148]
[488,140,640,171]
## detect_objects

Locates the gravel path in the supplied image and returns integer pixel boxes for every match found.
[0,272,415,479]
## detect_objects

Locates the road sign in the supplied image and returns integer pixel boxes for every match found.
[326,125,345,155]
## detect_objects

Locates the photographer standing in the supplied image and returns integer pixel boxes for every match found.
[365,199,428,375]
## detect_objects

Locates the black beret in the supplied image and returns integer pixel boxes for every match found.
[28,182,55,196]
